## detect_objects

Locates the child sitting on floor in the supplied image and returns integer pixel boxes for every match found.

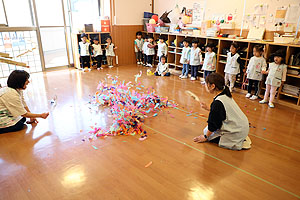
[245,45,267,100]
[201,43,216,84]
[259,51,287,108]
[134,31,144,65]
[155,56,170,76]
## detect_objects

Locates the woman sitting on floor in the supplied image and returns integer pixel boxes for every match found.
[0,70,49,134]
[193,72,251,150]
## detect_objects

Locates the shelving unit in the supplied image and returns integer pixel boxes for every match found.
[71,32,111,69]
[142,31,300,108]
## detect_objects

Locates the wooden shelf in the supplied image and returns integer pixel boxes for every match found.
[288,65,300,69]
[280,92,299,99]
[149,31,300,108]
[287,74,300,78]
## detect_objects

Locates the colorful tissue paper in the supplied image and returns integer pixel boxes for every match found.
[89,75,177,139]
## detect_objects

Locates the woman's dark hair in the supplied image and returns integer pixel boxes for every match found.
[136,31,142,36]
[205,72,232,98]
[192,38,199,44]
[253,45,264,52]
[7,70,30,89]
[230,42,239,49]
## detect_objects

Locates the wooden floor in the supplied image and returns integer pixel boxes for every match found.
[0,65,300,200]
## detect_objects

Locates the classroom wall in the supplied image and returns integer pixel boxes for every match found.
[154,0,300,30]
[113,0,152,25]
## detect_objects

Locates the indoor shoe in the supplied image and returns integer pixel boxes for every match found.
[259,100,268,104]
[250,95,258,100]
[268,102,275,108]
[181,75,187,79]
[191,77,196,81]
[242,136,252,150]
[245,93,251,98]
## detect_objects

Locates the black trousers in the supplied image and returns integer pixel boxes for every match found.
[147,55,154,65]
[143,54,148,64]
[0,117,26,134]
[80,56,90,68]
[93,55,102,68]
[248,79,259,95]
[155,72,170,76]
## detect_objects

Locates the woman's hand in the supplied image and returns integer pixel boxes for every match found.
[200,102,209,111]
[40,112,49,119]
[27,118,38,124]
[193,135,208,143]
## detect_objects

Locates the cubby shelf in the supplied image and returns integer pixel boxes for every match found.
[142,31,300,108]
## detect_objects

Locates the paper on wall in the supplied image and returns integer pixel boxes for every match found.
[275,6,287,19]
[285,4,300,24]
[254,4,268,15]
[192,2,206,25]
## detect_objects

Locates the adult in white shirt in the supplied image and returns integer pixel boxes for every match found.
[0,70,49,133]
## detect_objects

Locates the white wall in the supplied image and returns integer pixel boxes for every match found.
[114,0,152,25]
[154,0,300,30]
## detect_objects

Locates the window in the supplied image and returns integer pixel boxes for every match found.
[3,0,33,27]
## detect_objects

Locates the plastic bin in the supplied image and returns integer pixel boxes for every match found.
[143,18,150,31]
[160,27,169,33]
[155,27,161,33]
[146,23,157,32]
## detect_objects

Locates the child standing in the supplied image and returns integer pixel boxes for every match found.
[78,33,92,70]
[189,39,202,81]
[259,51,287,108]
[155,56,170,76]
[92,38,103,70]
[179,39,191,79]
[201,43,217,84]
[142,36,149,66]
[146,36,156,67]
[105,37,117,68]
[224,43,244,92]
[245,45,267,100]
[134,31,144,65]
[157,35,168,62]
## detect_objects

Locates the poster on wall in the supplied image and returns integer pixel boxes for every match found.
[285,4,300,24]
[192,1,206,25]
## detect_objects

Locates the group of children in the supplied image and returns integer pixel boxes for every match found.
[134,31,170,77]
[78,33,117,71]
[136,31,287,108]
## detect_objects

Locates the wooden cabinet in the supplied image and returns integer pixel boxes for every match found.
[142,31,300,107]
